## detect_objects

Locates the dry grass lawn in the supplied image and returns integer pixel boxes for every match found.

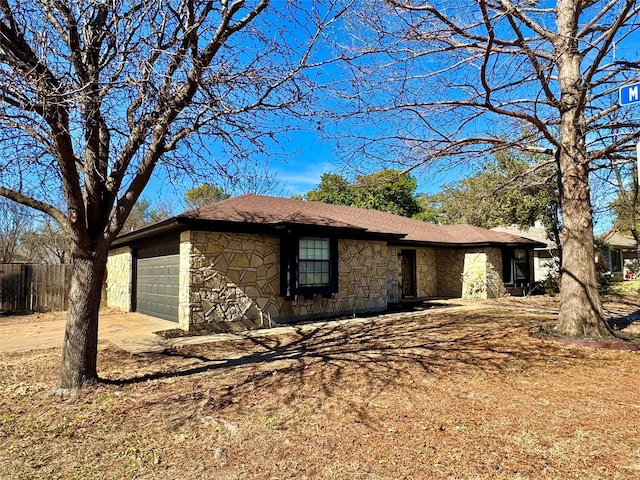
[1,296,640,479]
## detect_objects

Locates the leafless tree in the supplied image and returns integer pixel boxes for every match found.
[0,0,346,390]
[21,218,73,263]
[336,0,640,338]
[0,198,33,263]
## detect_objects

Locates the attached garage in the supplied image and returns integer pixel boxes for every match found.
[134,243,179,322]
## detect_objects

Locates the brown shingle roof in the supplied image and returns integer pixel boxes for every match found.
[179,194,539,247]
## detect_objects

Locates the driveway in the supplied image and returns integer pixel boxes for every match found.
[0,311,177,354]
[0,302,485,355]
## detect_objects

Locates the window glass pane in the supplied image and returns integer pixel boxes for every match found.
[612,249,622,272]
[298,237,331,287]
[299,237,329,260]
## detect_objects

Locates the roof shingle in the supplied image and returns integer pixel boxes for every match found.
[179,194,539,246]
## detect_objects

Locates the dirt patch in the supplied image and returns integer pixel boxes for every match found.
[2,297,640,479]
[0,309,67,325]
[0,307,126,326]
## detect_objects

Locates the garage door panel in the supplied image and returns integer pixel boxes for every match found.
[135,245,179,322]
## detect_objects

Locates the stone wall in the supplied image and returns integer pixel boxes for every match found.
[184,231,395,330]
[436,248,465,297]
[461,251,506,299]
[183,231,280,331]
[178,232,192,330]
[416,248,438,297]
[436,247,505,299]
[106,246,132,312]
[387,245,401,303]
[106,231,513,329]
[485,248,507,298]
[328,239,392,316]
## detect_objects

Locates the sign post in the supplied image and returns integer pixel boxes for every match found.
[637,141,640,184]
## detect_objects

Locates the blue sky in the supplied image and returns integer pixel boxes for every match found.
[142,126,467,213]
[137,0,639,234]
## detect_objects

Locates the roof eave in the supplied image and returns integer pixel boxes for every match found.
[389,239,546,248]
[111,218,186,248]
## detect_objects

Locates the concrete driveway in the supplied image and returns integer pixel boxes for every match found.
[1,301,485,356]
[0,312,177,354]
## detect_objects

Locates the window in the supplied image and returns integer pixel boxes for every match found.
[280,235,338,298]
[537,249,555,269]
[502,248,531,285]
[298,237,330,286]
[610,248,622,273]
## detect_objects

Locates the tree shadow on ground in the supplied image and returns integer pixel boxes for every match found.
[605,305,640,330]
[99,308,604,421]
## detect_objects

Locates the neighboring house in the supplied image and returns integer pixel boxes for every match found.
[492,224,640,282]
[491,221,558,282]
[106,194,542,331]
[596,230,639,280]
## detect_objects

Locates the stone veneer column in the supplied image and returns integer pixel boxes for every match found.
[462,252,488,299]
[178,230,192,330]
[461,250,506,299]
[416,248,438,297]
[105,246,133,312]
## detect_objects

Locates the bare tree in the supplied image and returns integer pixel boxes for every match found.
[122,198,173,232]
[336,0,640,339]
[21,218,72,263]
[0,198,33,263]
[0,0,345,390]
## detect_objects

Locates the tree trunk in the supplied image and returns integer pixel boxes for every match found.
[556,154,613,338]
[57,246,108,390]
[554,0,613,339]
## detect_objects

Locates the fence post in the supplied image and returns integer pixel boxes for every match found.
[29,281,34,312]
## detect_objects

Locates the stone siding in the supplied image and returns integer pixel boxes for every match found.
[461,251,506,299]
[178,232,192,330]
[183,231,280,331]
[107,230,514,329]
[416,248,437,297]
[331,239,392,315]
[387,245,401,303]
[485,248,507,298]
[437,247,505,299]
[183,231,394,330]
[436,248,465,297]
[106,246,132,312]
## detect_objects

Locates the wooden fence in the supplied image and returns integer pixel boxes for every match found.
[0,264,73,313]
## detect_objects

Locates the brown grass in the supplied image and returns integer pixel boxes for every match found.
[2,298,640,479]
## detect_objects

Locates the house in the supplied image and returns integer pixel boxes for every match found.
[106,194,542,331]
[491,221,558,282]
[596,230,639,280]
[492,224,640,282]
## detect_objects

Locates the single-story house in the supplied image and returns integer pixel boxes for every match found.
[106,194,542,331]
[596,230,639,280]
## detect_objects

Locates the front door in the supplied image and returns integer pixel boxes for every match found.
[400,249,417,298]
